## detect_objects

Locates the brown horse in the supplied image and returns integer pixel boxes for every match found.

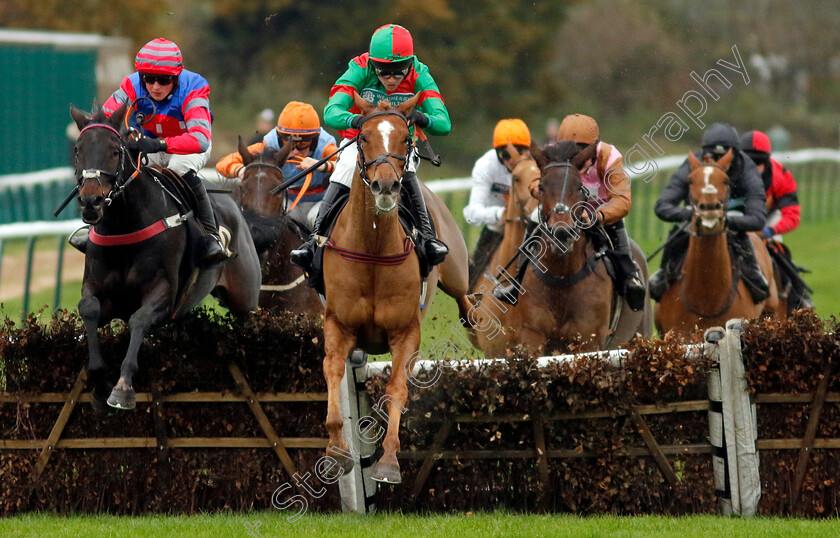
[321,93,473,484]
[70,104,261,409]
[235,139,323,314]
[473,141,652,356]
[654,150,782,336]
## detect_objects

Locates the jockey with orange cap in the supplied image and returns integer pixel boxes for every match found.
[216,101,339,230]
[493,114,647,311]
[96,38,227,265]
[291,24,452,274]
[740,129,812,309]
[463,119,532,289]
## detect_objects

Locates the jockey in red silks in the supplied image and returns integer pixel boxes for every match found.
[290,24,452,275]
[740,130,812,308]
[101,38,227,265]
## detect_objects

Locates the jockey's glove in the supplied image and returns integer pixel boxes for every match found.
[680,207,694,221]
[409,110,430,129]
[127,137,167,154]
[762,227,774,238]
[349,115,364,130]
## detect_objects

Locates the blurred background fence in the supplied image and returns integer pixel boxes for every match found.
[1,148,838,317]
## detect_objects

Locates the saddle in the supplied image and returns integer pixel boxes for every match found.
[144,166,231,266]
[308,187,433,296]
[661,227,766,303]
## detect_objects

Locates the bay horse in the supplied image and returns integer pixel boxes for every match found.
[70,103,262,409]
[655,150,782,336]
[473,141,651,356]
[235,139,323,314]
[322,93,473,484]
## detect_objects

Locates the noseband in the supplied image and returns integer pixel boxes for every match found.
[355,110,413,187]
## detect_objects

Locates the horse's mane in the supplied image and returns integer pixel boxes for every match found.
[541,140,581,163]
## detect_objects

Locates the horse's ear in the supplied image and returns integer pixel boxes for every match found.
[276,139,292,166]
[396,93,421,117]
[531,141,548,169]
[107,102,128,130]
[717,147,734,170]
[571,141,597,170]
[687,151,701,170]
[506,142,522,165]
[70,106,90,131]
[353,91,375,116]
[238,136,255,165]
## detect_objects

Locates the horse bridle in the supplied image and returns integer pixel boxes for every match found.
[537,161,593,229]
[688,161,731,235]
[76,123,136,205]
[355,110,413,187]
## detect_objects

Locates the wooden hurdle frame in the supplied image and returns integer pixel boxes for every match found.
[341,320,839,516]
[0,363,329,483]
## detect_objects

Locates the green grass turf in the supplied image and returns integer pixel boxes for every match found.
[0,512,839,537]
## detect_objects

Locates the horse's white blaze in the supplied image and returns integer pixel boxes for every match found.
[377,121,395,153]
[701,167,718,195]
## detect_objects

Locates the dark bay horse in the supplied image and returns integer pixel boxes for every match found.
[235,139,322,314]
[70,104,261,409]
[474,141,651,356]
[322,93,473,484]
[655,150,782,336]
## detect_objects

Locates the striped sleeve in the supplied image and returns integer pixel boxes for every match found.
[102,77,136,116]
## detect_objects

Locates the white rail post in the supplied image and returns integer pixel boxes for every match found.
[720,318,761,516]
[338,350,377,513]
[705,326,730,514]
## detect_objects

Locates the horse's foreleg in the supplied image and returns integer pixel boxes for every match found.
[79,293,110,403]
[371,321,420,484]
[108,284,171,410]
[322,313,357,474]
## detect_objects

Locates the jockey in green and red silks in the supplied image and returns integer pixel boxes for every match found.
[291,24,452,276]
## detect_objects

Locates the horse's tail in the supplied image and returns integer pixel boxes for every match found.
[241,209,289,252]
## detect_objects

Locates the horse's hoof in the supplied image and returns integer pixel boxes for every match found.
[91,397,114,416]
[371,457,401,484]
[326,446,355,476]
[107,387,136,410]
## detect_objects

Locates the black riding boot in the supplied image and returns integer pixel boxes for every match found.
[605,223,647,311]
[290,182,350,272]
[403,171,448,266]
[734,233,770,303]
[491,256,530,306]
[183,170,229,265]
[468,226,504,290]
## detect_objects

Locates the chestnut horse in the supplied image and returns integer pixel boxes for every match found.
[235,139,322,314]
[655,150,781,336]
[469,144,538,293]
[473,141,651,356]
[70,104,261,409]
[322,93,473,484]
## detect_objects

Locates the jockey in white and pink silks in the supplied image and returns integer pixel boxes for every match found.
[493,114,647,311]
